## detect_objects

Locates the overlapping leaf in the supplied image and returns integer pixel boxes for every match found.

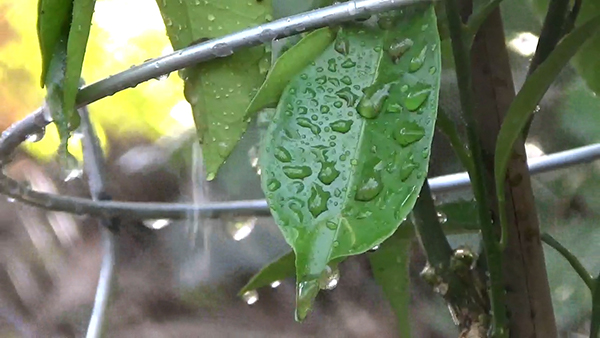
[37,0,96,151]
[259,5,441,320]
[156,0,273,180]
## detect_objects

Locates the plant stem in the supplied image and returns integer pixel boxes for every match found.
[436,107,474,174]
[541,233,594,290]
[443,1,508,336]
[528,0,571,76]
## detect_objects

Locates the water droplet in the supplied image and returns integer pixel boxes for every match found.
[296,280,319,321]
[26,127,46,143]
[274,146,292,162]
[320,105,330,114]
[296,117,321,135]
[304,87,317,98]
[328,77,340,87]
[227,216,257,241]
[329,120,353,134]
[143,219,171,229]
[242,290,259,305]
[63,154,83,182]
[335,87,359,107]
[355,170,383,201]
[207,14,216,21]
[212,43,233,57]
[283,165,312,179]
[340,76,352,85]
[388,38,413,63]
[318,265,340,290]
[386,102,403,113]
[258,28,277,42]
[308,184,330,218]
[357,83,391,119]
[289,198,305,222]
[404,85,431,111]
[318,161,340,185]
[327,58,337,72]
[270,280,281,288]
[368,245,380,252]
[315,76,327,85]
[333,101,343,109]
[409,46,428,72]
[334,36,350,55]
[429,66,437,74]
[267,178,281,191]
[394,121,425,146]
[326,221,337,230]
[437,211,447,224]
[258,57,270,74]
[399,159,418,181]
[341,59,356,68]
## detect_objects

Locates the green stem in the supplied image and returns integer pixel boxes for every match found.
[541,233,594,290]
[436,107,475,174]
[528,0,571,76]
[443,1,508,336]
[412,181,453,267]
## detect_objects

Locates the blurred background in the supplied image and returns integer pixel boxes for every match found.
[1,0,599,336]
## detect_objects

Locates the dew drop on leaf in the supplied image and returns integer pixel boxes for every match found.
[308,184,330,218]
[340,76,352,85]
[341,59,357,68]
[335,87,359,107]
[334,36,350,55]
[394,121,425,147]
[388,38,413,63]
[267,178,282,191]
[297,117,321,135]
[355,171,383,201]
[274,146,292,162]
[318,161,340,185]
[283,165,313,179]
[409,45,428,72]
[404,85,431,111]
[357,83,391,119]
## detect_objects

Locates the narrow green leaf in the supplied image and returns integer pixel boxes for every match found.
[38,0,96,152]
[259,5,441,320]
[494,16,600,248]
[156,0,273,180]
[592,274,600,338]
[238,251,295,296]
[368,233,413,338]
[37,0,72,87]
[245,28,336,120]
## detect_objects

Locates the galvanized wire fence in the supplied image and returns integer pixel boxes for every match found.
[0,0,599,336]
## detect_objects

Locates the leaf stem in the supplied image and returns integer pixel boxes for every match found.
[443,1,508,336]
[541,233,594,291]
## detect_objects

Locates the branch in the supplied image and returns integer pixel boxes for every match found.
[79,106,118,338]
[443,0,508,336]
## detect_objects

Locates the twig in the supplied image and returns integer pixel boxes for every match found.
[541,233,594,291]
[443,0,508,336]
[0,143,599,220]
[79,106,118,338]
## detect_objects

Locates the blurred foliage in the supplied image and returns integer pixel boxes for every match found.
[0,0,188,161]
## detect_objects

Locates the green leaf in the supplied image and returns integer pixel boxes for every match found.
[272,0,336,19]
[368,233,413,337]
[245,28,335,120]
[495,15,600,248]
[530,0,600,95]
[156,0,273,180]
[259,5,441,320]
[238,251,295,296]
[37,0,96,152]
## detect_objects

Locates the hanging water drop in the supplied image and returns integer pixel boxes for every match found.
[270,280,281,288]
[143,219,171,230]
[318,265,340,290]
[211,43,233,57]
[227,216,257,241]
[63,154,83,182]
[26,127,46,143]
[242,290,259,305]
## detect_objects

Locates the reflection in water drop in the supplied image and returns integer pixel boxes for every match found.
[318,265,340,290]
[227,217,257,241]
[143,219,172,230]
[436,211,447,224]
[270,280,281,288]
[26,127,46,143]
[242,290,259,305]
